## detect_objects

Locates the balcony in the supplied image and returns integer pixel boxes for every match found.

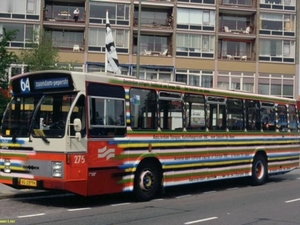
[133,7,173,32]
[218,42,254,61]
[219,14,256,39]
[219,0,256,8]
[45,29,85,52]
[132,37,172,57]
[44,2,85,23]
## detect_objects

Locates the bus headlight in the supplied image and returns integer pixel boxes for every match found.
[4,159,11,173]
[52,161,63,178]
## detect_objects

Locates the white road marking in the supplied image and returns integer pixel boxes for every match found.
[285,198,300,203]
[176,194,191,199]
[227,187,239,191]
[18,213,45,218]
[184,217,218,224]
[111,202,131,207]
[203,191,217,194]
[67,207,91,211]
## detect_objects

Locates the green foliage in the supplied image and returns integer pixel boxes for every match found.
[19,30,60,71]
[0,28,17,115]
[0,28,18,89]
[0,94,9,115]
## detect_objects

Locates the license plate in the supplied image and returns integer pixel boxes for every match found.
[20,179,37,187]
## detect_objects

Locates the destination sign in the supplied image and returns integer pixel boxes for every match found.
[12,72,74,94]
[34,77,69,90]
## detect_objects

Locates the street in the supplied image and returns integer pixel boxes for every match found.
[0,169,300,225]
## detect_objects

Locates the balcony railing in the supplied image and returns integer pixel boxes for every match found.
[141,0,173,2]
[220,0,255,7]
[218,50,252,61]
[220,25,255,34]
[133,17,172,29]
[52,41,85,52]
[43,9,85,23]
[133,44,171,57]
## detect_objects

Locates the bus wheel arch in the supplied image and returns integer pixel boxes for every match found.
[251,151,268,186]
[134,157,162,201]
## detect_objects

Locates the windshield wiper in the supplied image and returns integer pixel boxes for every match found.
[12,132,17,143]
[32,129,50,144]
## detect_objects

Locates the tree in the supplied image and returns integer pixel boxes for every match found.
[0,28,18,115]
[19,29,60,71]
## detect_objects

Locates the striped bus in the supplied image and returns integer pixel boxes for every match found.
[0,70,299,201]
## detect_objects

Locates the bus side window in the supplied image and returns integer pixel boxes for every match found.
[245,100,260,131]
[184,94,205,131]
[159,92,183,131]
[206,96,226,131]
[277,104,287,132]
[227,98,244,131]
[261,102,275,131]
[130,88,157,130]
[289,104,297,132]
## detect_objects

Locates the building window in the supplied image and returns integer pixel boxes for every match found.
[260,13,295,33]
[175,70,213,88]
[89,2,129,25]
[258,73,294,98]
[0,23,39,48]
[217,72,254,92]
[88,28,129,52]
[260,0,295,6]
[176,34,215,57]
[132,68,172,81]
[259,39,295,61]
[177,8,215,28]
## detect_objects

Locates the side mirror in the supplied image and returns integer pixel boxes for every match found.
[73,118,82,132]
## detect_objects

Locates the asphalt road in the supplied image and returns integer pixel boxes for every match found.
[0,169,300,225]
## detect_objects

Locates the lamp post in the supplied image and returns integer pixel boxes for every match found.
[136,0,142,78]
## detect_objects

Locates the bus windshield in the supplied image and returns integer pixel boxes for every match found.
[1,93,77,138]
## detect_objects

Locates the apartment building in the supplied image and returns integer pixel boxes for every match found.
[0,0,299,98]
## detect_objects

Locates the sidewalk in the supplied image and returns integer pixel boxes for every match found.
[0,183,44,199]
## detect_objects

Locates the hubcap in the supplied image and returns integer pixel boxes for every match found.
[139,170,154,191]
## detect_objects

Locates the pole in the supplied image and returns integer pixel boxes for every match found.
[136,0,141,78]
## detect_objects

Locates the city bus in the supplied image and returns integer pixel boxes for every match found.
[0,70,299,201]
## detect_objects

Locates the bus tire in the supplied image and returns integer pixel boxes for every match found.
[134,161,161,201]
[251,154,268,186]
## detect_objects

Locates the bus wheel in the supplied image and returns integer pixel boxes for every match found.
[134,161,161,201]
[251,154,267,186]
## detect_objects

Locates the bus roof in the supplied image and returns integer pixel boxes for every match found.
[11,70,296,104]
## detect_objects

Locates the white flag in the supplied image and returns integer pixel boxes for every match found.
[105,11,121,74]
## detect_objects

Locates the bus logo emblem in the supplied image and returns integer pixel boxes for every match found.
[98,146,115,160]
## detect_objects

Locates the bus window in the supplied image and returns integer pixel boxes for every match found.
[227,98,244,131]
[261,102,275,131]
[69,94,86,136]
[184,94,205,131]
[159,92,183,131]
[289,104,297,132]
[89,96,126,137]
[207,96,226,131]
[130,88,157,130]
[1,96,39,137]
[32,94,75,138]
[277,104,287,132]
[245,100,260,131]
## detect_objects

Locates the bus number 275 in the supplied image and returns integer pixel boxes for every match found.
[74,155,85,164]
